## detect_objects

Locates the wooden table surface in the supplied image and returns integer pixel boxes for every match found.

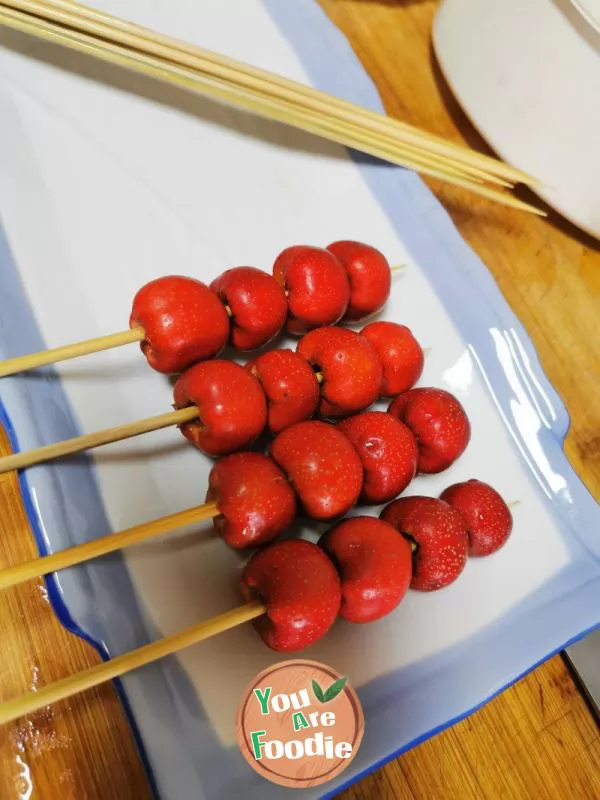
[1,1,599,798]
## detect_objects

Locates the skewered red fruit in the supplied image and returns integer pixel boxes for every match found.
[381,496,469,591]
[320,517,412,623]
[337,411,418,504]
[360,321,424,397]
[174,360,267,456]
[440,479,513,556]
[240,539,341,651]
[270,420,363,519]
[273,245,350,334]
[246,349,320,434]
[388,387,470,473]
[210,267,288,350]
[206,453,296,549]
[327,240,391,321]
[130,276,230,373]
[297,327,383,417]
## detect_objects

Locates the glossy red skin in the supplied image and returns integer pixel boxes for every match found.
[360,321,424,397]
[297,327,383,418]
[326,240,391,321]
[381,496,469,591]
[440,479,513,556]
[272,245,350,334]
[247,350,320,434]
[240,539,341,652]
[130,275,230,373]
[337,412,418,504]
[210,267,288,350]
[388,388,471,473]
[270,421,363,520]
[320,516,412,623]
[173,360,267,456]
[206,453,296,549]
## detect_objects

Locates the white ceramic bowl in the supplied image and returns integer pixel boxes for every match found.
[434,0,600,239]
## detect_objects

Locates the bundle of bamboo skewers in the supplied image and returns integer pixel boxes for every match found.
[0,0,544,215]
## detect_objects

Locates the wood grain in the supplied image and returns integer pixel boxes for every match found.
[0,1,598,798]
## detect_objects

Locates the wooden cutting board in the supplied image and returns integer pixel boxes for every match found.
[0,1,598,798]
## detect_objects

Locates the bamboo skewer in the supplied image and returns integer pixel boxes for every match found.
[5,0,536,186]
[0,475,514,590]
[0,4,545,216]
[0,599,266,726]
[0,502,220,590]
[0,405,199,474]
[0,262,402,379]
[0,327,145,378]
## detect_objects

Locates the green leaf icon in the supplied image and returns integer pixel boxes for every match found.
[312,679,325,703]
[323,676,348,703]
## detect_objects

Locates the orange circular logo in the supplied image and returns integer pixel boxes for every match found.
[236,659,364,788]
